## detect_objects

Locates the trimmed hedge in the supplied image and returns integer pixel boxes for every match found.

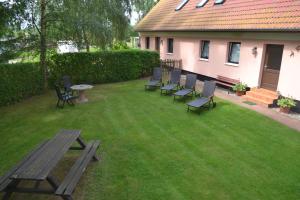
[0,50,159,107]
[0,63,43,106]
[49,49,160,85]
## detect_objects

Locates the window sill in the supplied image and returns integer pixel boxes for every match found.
[225,62,239,67]
[199,58,209,62]
[166,53,173,55]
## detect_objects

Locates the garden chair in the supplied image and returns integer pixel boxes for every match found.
[54,85,78,108]
[160,68,182,95]
[173,74,197,101]
[62,75,73,95]
[187,81,216,112]
[145,67,162,90]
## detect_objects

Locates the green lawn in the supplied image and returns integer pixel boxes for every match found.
[0,80,299,200]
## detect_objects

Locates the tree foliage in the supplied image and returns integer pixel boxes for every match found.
[132,0,158,20]
[0,0,158,88]
[59,0,132,51]
[0,1,28,62]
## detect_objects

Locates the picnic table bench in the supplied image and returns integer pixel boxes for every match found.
[0,130,100,200]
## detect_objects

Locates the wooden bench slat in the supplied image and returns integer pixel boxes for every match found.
[56,141,100,196]
[0,141,49,191]
[215,81,234,87]
[35,130,81,180]
[64,141,100,196]
[12,130,81,180]
[216,75,240,89]
[55,142,93,195]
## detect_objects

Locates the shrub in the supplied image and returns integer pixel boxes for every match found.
[112,41,130,50]
[0,63,43,106]
[49,49,160,86]
[232,82,247,92]
[277,96,296,108]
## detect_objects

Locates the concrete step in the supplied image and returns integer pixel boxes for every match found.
[245,91,278,103]
[251,88,278,97]
[242,96,273,108]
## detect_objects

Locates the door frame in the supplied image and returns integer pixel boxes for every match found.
[258,43,284,91]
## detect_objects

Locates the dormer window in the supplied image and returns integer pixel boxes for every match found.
[215,0,225,5]
[196,0,209,8]
[175,0,189,11]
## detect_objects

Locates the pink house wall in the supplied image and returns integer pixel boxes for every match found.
[140,35,300,101]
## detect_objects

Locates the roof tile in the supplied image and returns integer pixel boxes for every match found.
[135,0,300,31]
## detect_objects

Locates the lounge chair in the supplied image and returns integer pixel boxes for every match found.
[173,74,197,101]
[160,69,181,95]
[187,81,216,112]
[145,67,162,90]
[54,85,78,108]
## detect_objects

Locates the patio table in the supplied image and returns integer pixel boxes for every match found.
[0,129,99,200]
[70,84,93,103]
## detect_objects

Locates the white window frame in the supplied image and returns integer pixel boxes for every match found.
[196,0,209,8]
[215,0,225,5]
[227,42,241,65]
[175,0,189,11]
[200,40,210,59]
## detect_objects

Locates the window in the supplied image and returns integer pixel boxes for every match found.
[167,38,174,53]
[196,0,209,8]
[175,0,189,11]
[228,42,241,64]
[215,0,225,5]
[155,37,160,51]
[145,37,150,49]
[200,40,210,59]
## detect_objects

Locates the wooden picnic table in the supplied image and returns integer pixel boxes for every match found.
[0,130,100,200]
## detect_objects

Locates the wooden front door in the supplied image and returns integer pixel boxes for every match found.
[261,44,284,91]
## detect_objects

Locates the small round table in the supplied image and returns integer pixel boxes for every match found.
[70,84,93,103]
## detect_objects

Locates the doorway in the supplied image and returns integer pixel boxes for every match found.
[261,44,284,91]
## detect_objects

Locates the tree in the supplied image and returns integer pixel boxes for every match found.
[132,0,158,20]
[0,0,155,88]
[40,0,47,88]
[0,0,28,62]
[60,0,132,51]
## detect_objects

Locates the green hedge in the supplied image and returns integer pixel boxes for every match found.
[0,63,43,106]
[0,50,159,107]
[49,49,160,85]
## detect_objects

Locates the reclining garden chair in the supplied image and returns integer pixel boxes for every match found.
[173,74,197,101]
[160,69,181,95]
[187,81,216,112]
[54,85,78,108]
[145,67,162,90]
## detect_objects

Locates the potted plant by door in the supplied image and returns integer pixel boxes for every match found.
[277,96,296,114]
[232,83,247,96]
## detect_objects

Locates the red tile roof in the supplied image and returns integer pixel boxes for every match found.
[135,0,300,32]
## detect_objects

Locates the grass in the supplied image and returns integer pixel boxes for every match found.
[0,79,299,200]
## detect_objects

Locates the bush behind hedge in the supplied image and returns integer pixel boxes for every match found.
[49,49,160,86]
[0,63,43,106]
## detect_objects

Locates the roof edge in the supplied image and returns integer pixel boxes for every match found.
[136,29,300,33]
